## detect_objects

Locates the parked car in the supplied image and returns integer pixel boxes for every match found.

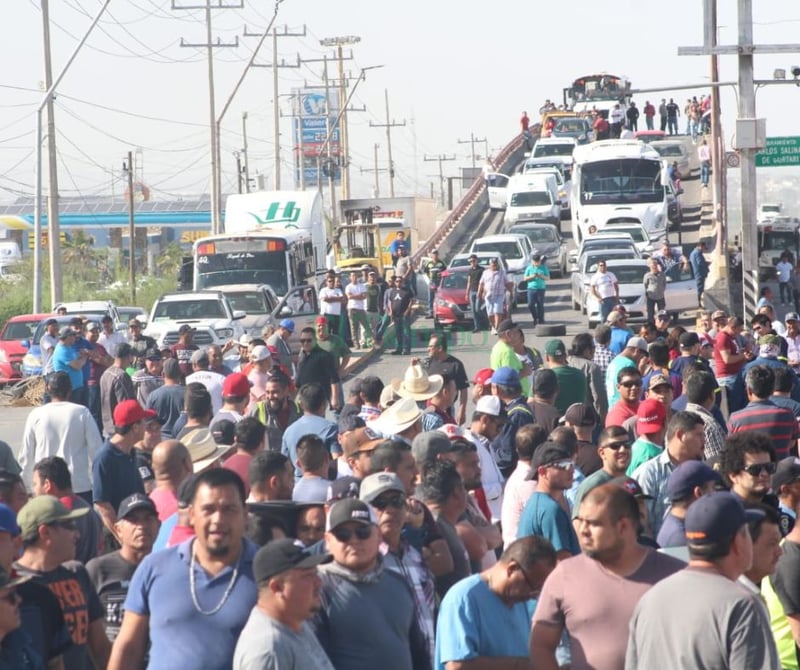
[570,249,639,313]
[432,269,489,330]
[550,116,594,145]
[0,313,52,384]
[470,234,534,304]
[54,300,124,330]
[666,180,683,227]
[599,222,661,255]
[446,254,514,311]
[633,130,667,144]
[144,291,247,348]
[117,306,148,327]
[506,223,568,277]
[21,313,109,377]
[585,259,649,327]
[650,140,691,176]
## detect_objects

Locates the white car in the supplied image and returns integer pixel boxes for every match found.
[596,222,662,255]
[570,249,639,313]
[650,140,691,177]
[521,166,570,217]
[145,290,247,348]
[485,173,511,211]
[569,234,640,268]
[470,234,533,304]
[531,137,578,170]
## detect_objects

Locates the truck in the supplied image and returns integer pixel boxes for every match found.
[757,216,800,280]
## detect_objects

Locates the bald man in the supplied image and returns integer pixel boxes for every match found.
[149,439,192,521]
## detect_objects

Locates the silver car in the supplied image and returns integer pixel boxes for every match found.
[506,223,568,277]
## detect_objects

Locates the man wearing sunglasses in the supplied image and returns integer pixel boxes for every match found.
[15,495,111,669]
[720,432,777,506]
[606,368,643,429]
[360,472,436,664]
[311,498,431,670]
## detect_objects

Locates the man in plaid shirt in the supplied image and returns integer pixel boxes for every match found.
[593,324,614,375]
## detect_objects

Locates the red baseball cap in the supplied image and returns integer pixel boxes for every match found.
[636,398,666,434]
[316,316,328,325]
[473,368,494,386]
[222,372,252,398]
[113,399,156,427]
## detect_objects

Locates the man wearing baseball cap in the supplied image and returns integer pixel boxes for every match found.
[14,495,111,669]
[656,461,722,549]
[211,371,251,427]
[266,319,295,372]
[627,398,667,474]
[772,456,800,537]
[311,498,430,668]
[233,539,333,669]
[628,492,777,669]
[86,494,160,642]
[92,399,149,541]
[471,368,493,403]
[605,337,649,406]
[170,324,198,378]
[491,321,532,398]
[489,367,534,478]
[463,395,507,522]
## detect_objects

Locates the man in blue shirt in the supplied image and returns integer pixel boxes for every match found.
[689,240,710,308]
[389,231,409,267]
[282,383,338,479]
[52,327,89,405]
[517,442,581,559]
[108,468,258,670]
[435,536,556,670]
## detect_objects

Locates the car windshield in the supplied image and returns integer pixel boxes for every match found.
[525,169,563,185]
[612,266,648,283]
[582,240,634,254]
[224,291,269,315]
[118,308,144,323]
[473,241,523,260]
[585,252,634,272]
[449,256,500,270]
[652,144,683,157]
[440,273,469,290]
[605,227,646,243]
[509,191,552,207]
[152,300,226,321]
[554,120,586,133]
[533,143,574,158]
[514,227,557,244]
[1,319,40,341]
[580,158,663,204]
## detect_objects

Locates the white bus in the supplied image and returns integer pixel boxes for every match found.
[570,140,669,244]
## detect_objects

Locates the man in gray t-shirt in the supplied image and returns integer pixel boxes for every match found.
[234,539,334,670]
[626,492,778,669]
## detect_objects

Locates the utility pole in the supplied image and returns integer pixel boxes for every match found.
[234,151,243,193]
[174,0,241,235]
[123,151,136,304]
[40,0,63,305]
[360,143,387,197]
[247,25,305,190]
[678,0,800,318]
[457,132,487,170]
[241,112,250,193]
[369,89,405,197]
[320,36,361,200]
[424,154,456,207]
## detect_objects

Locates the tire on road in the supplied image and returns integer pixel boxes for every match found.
[535,324,567,337]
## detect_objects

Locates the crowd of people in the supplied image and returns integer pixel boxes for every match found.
[1,274,800,668]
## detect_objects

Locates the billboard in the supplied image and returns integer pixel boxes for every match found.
[293,87,342,187]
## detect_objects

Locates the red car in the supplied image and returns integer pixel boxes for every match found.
[0,313,52,384]
[433,269,489,330]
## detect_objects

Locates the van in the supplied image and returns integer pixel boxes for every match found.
[504,174,560,226]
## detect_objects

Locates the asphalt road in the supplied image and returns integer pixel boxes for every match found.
[0,136,714,457]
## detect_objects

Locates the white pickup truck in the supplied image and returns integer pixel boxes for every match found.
[144,291,247,348]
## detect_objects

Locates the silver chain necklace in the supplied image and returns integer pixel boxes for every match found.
[189,540,241,616]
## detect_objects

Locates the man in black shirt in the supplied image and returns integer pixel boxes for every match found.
[386,276,414,356]
[295,327,341,410]
[86,494,160,643]
[422,249,447,317]
[421,332,470,424]
[127,319,157,370]
[465,255,485,333]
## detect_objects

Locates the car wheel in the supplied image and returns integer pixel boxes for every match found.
[536,324,567,337]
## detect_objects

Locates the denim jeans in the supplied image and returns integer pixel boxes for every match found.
[667,118,678,135]
[645,116,654,130]
[700,162,710,186]
[527,288,545,325]
[428,286,438,314]
[599,297,617,323]
[393,315,412,353]
[469,291,481,331]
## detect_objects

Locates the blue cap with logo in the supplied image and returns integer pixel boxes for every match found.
[684,491,764,546]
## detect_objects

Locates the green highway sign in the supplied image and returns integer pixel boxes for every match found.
[755,136,800,168]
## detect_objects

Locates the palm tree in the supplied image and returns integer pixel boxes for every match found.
[154,242,185,279]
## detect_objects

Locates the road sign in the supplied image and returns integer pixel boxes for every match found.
[755,136,800,167]
[725,151,740,168]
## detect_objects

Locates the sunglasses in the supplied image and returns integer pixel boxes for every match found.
[331,525,373,543]
[742,462,777,477]
[549,460,574,471]
[604,441,631,450]
[620,380,642,388]
[371,494,406,511]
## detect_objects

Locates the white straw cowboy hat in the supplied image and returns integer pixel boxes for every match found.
[181,428,234,473]
[371,398,424,436]
[391,364,444,401]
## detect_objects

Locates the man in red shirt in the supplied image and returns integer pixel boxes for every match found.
[170,325,198,378]
[643,100,656,130]
[713,315,753,409]
[593,113,610,141]
[520,111,530,132]
[222,417,266,497]
[606,368,643,428]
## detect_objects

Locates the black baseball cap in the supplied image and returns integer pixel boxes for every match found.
[253,539,332,584]
[117,493,157,520]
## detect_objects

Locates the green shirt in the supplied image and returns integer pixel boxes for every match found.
[316,334,351,368]
[626,437,663,476]
[490,341,531,397]
[524,263,550,290]
[365,284,381,312]
[551,364,588,414]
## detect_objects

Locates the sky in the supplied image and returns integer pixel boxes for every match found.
[2,0,800,207]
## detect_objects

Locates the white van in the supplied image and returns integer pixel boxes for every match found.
[504,174,560,225]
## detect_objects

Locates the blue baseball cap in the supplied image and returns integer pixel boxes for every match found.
[490,366,521,386]
[279,319,295,333]
[685,491,764,546]
[0,504,19,537]
[667,461,722,502]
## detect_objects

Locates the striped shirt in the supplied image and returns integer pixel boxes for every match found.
[729,400,800,459]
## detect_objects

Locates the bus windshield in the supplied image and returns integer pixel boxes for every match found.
[196,250,289,295]
[580,159,663,205]
[761,230,798,252]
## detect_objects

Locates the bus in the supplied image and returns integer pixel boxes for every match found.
[758,217,800,280]
[564,73,631,119]
[570,140,669,244]
[191,190,323,297]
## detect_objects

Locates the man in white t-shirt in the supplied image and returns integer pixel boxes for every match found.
[590,260,619,324]
[40,318,60,375]
[345,270,372,349]
[319,274,346,337]
[185,349,225,415]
